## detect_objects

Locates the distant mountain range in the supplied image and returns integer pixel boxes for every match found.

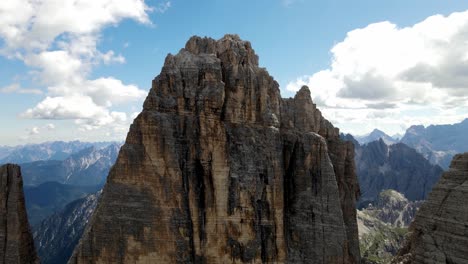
[401,118,468,169]
[0,141,122,263]
[344,136,444,207]
[21,143,121,187]
[21,143,120,226]
[355,129,399,145]
[0,145,15,160]
[33,191,101,264]
[352,118,468,170]
[0,141,118,164]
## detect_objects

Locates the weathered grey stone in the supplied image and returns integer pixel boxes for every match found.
[69,34,360,264]
[0,164,39,264]
[394,153,468,264]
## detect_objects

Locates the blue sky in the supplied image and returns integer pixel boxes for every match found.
[1,0,468,145]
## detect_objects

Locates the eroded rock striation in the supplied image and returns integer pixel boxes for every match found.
[394,153,468,264]
[69,34,360,263]
[0,164,39,264]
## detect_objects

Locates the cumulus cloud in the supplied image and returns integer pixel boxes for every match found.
[0,0,157,132]
[287,10,468,135]
[29,127,40,135]
[22,94,131,129]
[0,83,42,95]
[339,72,397,100]
[0,0,151,52]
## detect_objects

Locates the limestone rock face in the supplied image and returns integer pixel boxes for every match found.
[69,35,360,264]
[0,164,39,264]
[394,153,468,264]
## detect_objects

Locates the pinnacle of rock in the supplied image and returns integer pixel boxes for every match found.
[69,35,360,264]
[0,164,39,264]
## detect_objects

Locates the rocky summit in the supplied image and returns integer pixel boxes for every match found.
[0,164,38,264]
[394,153,468,264]
[69,34,360,264]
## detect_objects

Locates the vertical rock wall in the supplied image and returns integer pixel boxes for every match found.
[394,153,468,264]
[69,35,360,264]
[0,164,39,264]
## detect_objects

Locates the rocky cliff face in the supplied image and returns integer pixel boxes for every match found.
[0,164,39,264]
[394,153,468,264]
[69,34,360,264]
[358,211,407,264]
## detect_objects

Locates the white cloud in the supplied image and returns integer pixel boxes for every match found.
[0,0,151,52]
[29,127,40,135]
[155,1,171,13]
[21,94,133,133]
[0,83,43,95]
[0,0,159,133]
[83,78,147,107]
[22,95,122,122]
[45,123,55,130]
[287,10,468,135]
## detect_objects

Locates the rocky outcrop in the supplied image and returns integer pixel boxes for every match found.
[356,139,443,206]
[69,34,360,263]
[361,190,422,228]
[34,191,101,264]
[358,190,421,263]
[0,164,39,264]
[358,211,407,264]
[394,153,468,264]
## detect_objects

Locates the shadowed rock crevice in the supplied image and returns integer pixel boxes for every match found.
[69,35,360,264]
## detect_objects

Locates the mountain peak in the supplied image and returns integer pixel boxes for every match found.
[183,34,259,66]
[355,128,397,145]
[370,128,385,134]
[70,35,360,263]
